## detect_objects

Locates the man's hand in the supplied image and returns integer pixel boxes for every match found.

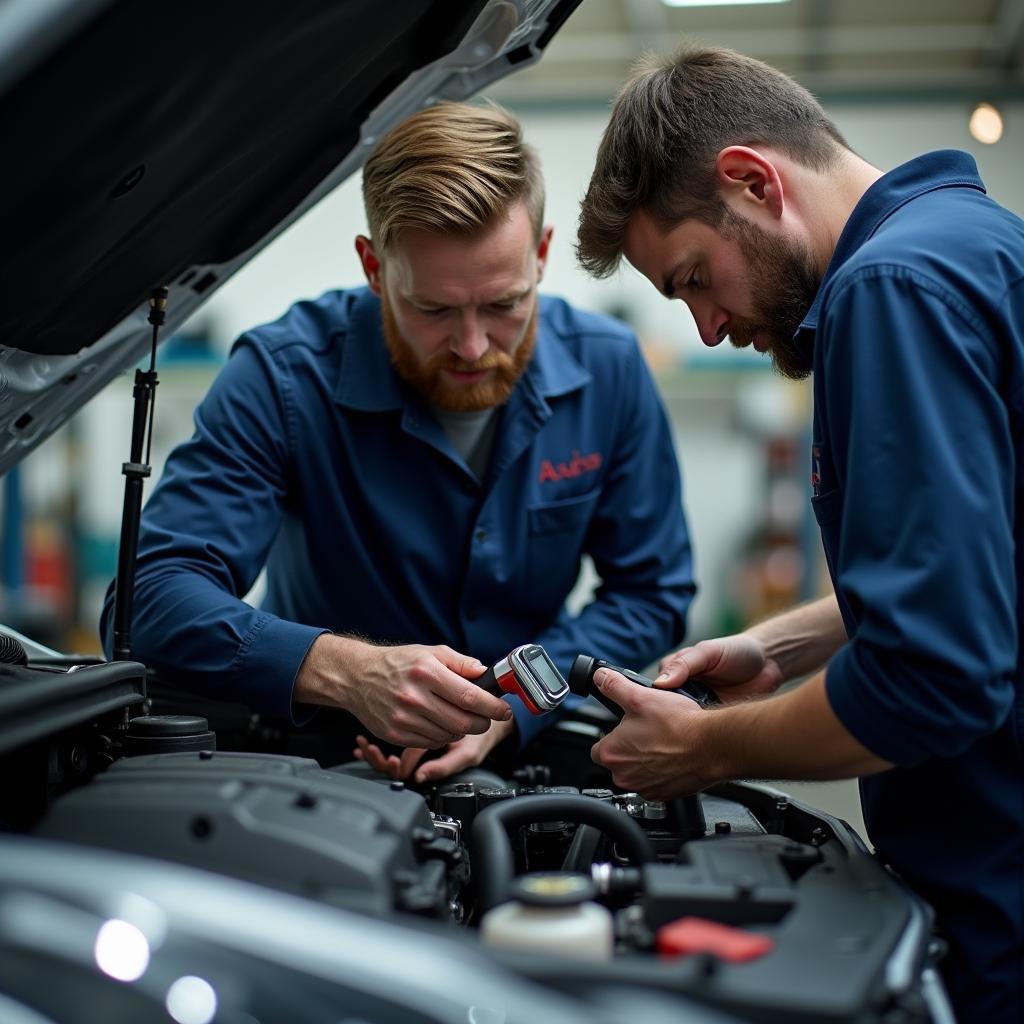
[655,633,784,702]
[295,635,512,748]
[590,667,716,799]
[352,716,516,784]
[592,665,893,800]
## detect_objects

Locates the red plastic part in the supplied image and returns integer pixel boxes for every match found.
[495,667,542,716]
[656,917,774,963]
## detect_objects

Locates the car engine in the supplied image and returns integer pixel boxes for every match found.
[0,657,950,1024]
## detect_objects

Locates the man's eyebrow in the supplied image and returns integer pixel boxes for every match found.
[490,287,530,303]
[410,287,530,307]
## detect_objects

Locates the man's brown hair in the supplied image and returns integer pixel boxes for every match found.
[362,101,544,250]
[577,47,849,277]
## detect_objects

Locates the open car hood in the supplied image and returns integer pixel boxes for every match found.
[0,0,580,478]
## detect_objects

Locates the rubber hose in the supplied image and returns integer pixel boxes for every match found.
[472,793,655,914]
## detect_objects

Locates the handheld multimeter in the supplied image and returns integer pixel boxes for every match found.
[567,654,718,721]
[477,644,570,716]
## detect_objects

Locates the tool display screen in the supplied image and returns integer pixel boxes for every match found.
[525,647,565,694]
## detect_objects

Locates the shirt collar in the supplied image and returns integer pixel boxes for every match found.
[796,150,986,338]
[334,289,591,412]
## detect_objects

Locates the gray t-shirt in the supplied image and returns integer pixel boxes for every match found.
[431,405,499,482]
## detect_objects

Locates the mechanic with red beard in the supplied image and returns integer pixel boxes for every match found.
[100,101,695,783]
[576,47,1023,1023]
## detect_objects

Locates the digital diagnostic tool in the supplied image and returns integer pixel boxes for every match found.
[478,644,571,716]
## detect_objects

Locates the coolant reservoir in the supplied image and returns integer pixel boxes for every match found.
[480,872,613,961]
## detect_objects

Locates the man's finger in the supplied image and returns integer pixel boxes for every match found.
[389,724,451,749]
[399,747,428,778]
[656,650,699,685]
[590,737,606,766]
[418,694,493,738]
[434,645,488,680]
[416,746,470,784]
[355,737,399,776]
[433,668,513,723]
[656,644,717,687]
[353,735,376,765]
[593,667,644,713]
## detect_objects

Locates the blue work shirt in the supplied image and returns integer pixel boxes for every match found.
[802,151,1024,1022]
[101,288,695,746]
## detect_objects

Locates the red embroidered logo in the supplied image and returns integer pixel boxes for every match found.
[538,450,603,483]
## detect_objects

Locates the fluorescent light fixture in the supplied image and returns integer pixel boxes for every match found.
[662,0,790,6]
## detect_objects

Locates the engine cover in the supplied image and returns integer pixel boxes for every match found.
[35,750,455,918]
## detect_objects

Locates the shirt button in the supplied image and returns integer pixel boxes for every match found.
[474,528,487,543]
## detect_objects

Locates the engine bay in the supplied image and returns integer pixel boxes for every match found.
[0,658,945,1024]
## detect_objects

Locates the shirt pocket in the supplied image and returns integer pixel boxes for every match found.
[526,488,601,602]
[528,487,602,535]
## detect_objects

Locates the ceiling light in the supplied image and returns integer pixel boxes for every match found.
[166,976,218,1024]
[662,0,791,7]
[969,103,1003,145]
[94,919,150,982]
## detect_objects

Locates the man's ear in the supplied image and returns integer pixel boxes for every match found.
[715,147,785,220]
[535,224,554,281]
[355,235,383,294]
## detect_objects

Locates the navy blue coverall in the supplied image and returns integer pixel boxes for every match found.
[804,151,1023,1022]
[101,288,695,747]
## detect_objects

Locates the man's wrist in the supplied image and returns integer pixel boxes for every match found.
[742,596,845,684]
[294,633,367,709]
[688,704,737,789]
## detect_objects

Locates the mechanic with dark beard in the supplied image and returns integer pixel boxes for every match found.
[576,47,1023,1024]
[100,101,695,784]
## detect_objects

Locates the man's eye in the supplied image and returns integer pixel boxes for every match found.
[686,273,701,290]
[416,307,447,316]
[490,300,519,312]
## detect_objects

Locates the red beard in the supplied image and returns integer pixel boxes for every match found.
[380,290,537,411]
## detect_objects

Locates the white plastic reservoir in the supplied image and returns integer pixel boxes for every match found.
[480,872,614,962]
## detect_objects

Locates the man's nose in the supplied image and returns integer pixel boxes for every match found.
[453,310,488,363]
[689,299,729,348]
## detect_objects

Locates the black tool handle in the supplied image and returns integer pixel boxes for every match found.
[476,665,501,696]
[569,655,717,722]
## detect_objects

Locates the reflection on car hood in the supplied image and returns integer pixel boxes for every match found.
[0,833,713,1024]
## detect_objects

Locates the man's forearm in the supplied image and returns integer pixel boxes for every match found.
[700,671,892,784]
[746,594,847,683]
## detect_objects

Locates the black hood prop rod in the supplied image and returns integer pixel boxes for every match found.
[111,287,166,663]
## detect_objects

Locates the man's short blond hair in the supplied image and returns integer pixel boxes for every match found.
[362,101,544,250]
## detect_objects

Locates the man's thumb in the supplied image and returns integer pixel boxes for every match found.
[593,667,626,705]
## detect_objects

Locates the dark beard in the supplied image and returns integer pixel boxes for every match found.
[380,289,537,411]
[720,210,821,381]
